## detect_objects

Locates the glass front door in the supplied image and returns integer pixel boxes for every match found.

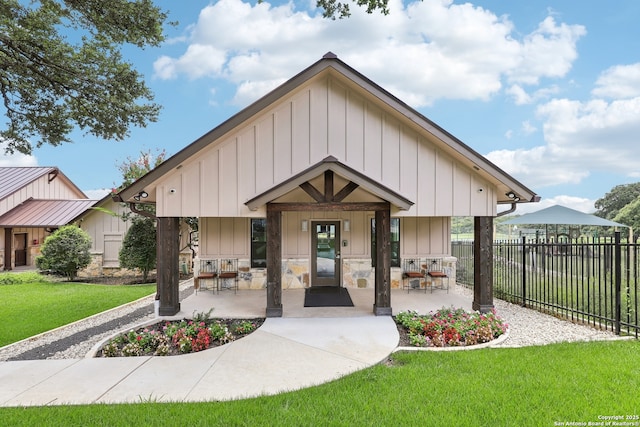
[311,221,341,287]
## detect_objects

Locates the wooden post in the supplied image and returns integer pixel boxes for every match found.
[373,206,392,315]
[473,216,494,313]
[266,205,283,317]
[157,217,180,316]
[3,228,12,271]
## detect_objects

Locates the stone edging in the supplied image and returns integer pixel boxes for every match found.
[85,316,170,358]
[392,326,511,353]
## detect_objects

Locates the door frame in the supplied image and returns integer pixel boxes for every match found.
[14,232,28,267]
[310,220,341,287]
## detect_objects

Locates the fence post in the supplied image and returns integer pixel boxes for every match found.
[521,235,527,307]
[614,231,621,335]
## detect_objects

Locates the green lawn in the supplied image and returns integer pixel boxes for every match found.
[1,340,638,426]
[0,272,156,347]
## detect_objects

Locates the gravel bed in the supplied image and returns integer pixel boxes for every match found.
[452,285,624,347]
[0,282,194,362]
[1,282,628,361]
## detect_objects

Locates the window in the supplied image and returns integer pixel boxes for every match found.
[251,219,267,268]
[371,218,400,267]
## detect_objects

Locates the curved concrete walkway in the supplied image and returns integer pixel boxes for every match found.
[0,286,473,407]
[0,316,398,407]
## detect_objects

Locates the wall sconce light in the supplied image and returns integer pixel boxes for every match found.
[506,191,520,202]
[133,190,149,201]
[343,219,350,232]
[301,219,308,232]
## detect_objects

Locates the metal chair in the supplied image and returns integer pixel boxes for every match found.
[194,259,217,294]
[218,258,238,294]
[402,258,426,293]
[426,258,449,293]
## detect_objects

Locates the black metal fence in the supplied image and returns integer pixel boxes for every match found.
[452,232,639,337]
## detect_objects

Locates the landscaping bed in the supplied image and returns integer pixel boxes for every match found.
[98,313,264,357]
[394,307,507,348]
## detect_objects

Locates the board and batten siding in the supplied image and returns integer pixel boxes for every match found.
[79,199,130,256]
[154,74,496,219]
[199,214,449,259]
[0,174,85,216]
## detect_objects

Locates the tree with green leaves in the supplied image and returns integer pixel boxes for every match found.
[0,0,171,154]
[35,225,92,280]
[315,0,389,19]
[594,182,640,220]
[115,148,198,235]
[116,148,167,191]
[119,216,156,282]
[613,197,640,241]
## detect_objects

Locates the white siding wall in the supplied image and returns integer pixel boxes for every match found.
[80,199,130,255]
[155,75,496,219]
[200,214,449,260]
[80,199,193,267]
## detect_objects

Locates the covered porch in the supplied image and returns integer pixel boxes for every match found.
[114,54,537,318]
[165,282,474,320]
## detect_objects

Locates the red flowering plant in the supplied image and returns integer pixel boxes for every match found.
[394,307,507,348]
[99,312,263,357]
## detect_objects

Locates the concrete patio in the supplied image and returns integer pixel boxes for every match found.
[171,285,474,320]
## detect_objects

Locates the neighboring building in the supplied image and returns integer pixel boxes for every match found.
[0,166,192,276]
[75,196,194,278]
[114,53,539,316]
[0,167,91,270]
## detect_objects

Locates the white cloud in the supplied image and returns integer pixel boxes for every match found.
[507,84,560,105]
[153,0,585,108]
[0,142,38,167]
[154,44,227,80]
[500,119,536,143]
[522,120,537,135]
[537,97,640,169]
[232,78,288,106]
[506,84,532,105]
[506,17,585,85]
[592,63,640,99]
[501,194,596,215]
[486,145,589,189]
[487,95,640,190]
[84,188,111,200]
[547,195,596,213]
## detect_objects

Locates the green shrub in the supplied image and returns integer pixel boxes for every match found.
[119,216,156,282]
[0,272,47,285]
[35,225,92,280]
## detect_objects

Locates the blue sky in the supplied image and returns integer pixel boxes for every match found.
[2,0,639,214]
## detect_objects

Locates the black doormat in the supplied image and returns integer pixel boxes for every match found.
[304,286,354,307]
